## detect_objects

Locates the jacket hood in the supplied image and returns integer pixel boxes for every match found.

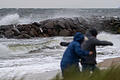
[74,32,84,43]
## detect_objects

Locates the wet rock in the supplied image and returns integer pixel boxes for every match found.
[52,28,59,36]
[32,22,41,27]
[65,18,76,29]
[29,28,38,37]
[59,29,70,36]
[47,29,54,36]
[57,21,66,29]
[44,21,54,29]
[17,34,31,39]
[0,16,120,39]
[12,27,20,36]
[0,35,4,38]
[4,30,14,38]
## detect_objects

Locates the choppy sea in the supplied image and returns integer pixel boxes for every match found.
[0,8,120,80]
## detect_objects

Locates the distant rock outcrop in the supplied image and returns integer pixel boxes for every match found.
[0,17,120,39]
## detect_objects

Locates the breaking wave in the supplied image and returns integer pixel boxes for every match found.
[0,13,31,25]
[0,33,120,80]
[0,43,11,57]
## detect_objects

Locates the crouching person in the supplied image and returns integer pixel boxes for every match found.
[60,32,93,79]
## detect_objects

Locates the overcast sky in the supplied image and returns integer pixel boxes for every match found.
[0,0,120,8]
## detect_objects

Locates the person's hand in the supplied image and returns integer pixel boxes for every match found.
[89,51,93,55]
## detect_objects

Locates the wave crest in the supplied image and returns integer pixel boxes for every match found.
[0,13,20,25]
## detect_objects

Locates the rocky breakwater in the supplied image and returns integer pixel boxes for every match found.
[0,17,120,39]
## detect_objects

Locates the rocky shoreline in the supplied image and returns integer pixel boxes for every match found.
[0,16,120,39]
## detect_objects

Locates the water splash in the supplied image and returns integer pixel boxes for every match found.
[0,13,32,25]
[0,13,20,25]
[0,33,120,80]
[0,43,11,57]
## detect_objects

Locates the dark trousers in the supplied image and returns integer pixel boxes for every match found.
[82,64,100,72]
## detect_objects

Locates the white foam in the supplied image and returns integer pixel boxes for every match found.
[97,32,120,54]
[0,56,60,80]
[95,32,120,63]
[0,13,20,25]
[0,33,120,80]
[0,13,32,25]
[0,43,11,57]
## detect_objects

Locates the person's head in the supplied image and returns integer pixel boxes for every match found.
[89,28,98,37]
[74,32,84,43]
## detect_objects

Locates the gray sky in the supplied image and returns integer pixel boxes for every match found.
[0,0,120,8]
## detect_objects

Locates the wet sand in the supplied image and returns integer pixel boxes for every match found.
[97,57,120,69]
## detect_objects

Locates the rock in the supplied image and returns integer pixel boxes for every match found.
[44,21,54,29]
[12,27,20,36]
[57,21,66,29]
[47,29,54,36]
[0,35,4,38]
[0,16,120,39]
[0,31,4,35]
[29,28,38,37]
[52,28,59,36]
[32,22,41,27]
[59,29,70,36]
[4,30,14,38]
[17,34,31,39]
[72,17,82,28]
[66,18,76,29]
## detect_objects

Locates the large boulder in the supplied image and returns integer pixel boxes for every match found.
[29,28,38,37]
[4,29,14,38]
[59,29,71,36]
[17,34,31,39]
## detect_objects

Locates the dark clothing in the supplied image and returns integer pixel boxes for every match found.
[82,64,99,72]
[60,32,89,73]
[60,42,70,46]
[81,31,113,65]
[60,31,113,72]
[60,33,113,65]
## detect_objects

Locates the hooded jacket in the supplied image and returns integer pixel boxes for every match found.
[60,32,89,70]
[81,31,113,65]
[60,30,113,65]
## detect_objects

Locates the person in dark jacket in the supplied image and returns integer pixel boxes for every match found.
[60,29,113,72]
[81,29,113,72]
[60,32,93,77]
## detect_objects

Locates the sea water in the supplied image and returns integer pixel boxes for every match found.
[0,32,120,80]
[0,8,120,80]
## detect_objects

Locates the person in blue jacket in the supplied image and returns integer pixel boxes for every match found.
[60,32,93,77]
[60,29,113,72]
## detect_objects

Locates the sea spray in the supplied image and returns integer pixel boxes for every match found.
[0,13,20,25]
[0,43,11,57]
[0,13,32,25]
